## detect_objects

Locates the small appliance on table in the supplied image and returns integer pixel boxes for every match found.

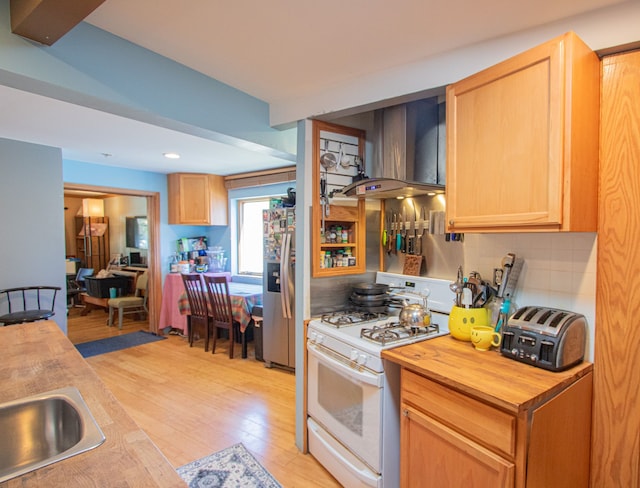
[307,272,454,488]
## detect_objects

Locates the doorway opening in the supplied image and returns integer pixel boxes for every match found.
[64,183,161,339]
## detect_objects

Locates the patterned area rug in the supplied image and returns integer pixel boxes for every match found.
[177,443,282,488]
[75,331,166,358]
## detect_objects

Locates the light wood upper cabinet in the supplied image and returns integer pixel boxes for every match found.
[446,31,600,232]
[168,173,228,225]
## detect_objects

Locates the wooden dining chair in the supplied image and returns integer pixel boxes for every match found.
[180,274,212,350]
[203,275,238,358]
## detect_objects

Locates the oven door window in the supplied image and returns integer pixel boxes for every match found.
[307,345,383,472]
[318,362,364,436]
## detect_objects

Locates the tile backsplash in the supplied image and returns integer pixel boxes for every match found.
[462,232,597,361]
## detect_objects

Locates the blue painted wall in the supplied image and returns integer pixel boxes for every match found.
[0,138,68,332]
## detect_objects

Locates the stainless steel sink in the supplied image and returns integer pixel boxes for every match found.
[0,386,106,483]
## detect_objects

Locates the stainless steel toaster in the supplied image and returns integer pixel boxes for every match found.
[500,306,587,371]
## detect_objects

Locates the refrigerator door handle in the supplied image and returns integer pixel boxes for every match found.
[280,232,291,319]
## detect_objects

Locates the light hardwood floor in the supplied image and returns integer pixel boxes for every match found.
[67,307,341,487]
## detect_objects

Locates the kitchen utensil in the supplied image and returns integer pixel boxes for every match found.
[402,254,423,276]
[462,287,473,308]
[497,253,515,297]
[470,326,501,351]
[387,212,394,254]
[320,139,337,170]
[349,292,388,307]
[494,298,511,333]
[450,265,464,307]
[502,257,524,299]
[416,206,426,255]
[399,298,430,329]
[400,207,407,253]
[339,143,351,168]
[352,282,389,295]
[396,213,403,252]
[407,207,416,254]
[320,174,327,233]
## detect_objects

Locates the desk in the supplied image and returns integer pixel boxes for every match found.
[158,272,230,333]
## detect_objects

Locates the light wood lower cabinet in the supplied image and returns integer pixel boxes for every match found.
[399,368,592,488]
[402,404,514,487]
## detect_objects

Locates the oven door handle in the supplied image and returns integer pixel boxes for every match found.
[308,343,383,388]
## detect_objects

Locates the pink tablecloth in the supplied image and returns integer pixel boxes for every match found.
[158,272,230,333]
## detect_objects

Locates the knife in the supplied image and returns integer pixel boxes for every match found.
[382,211,388,248]
[407,207,416,254]
[400,207,407,253]
[417,206,426,255]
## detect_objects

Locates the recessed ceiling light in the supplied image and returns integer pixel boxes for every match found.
[163,152,180,159]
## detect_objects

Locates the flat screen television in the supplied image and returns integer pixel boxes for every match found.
[125,216,148,249]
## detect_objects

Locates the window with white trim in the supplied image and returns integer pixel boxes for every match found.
[237,198,270,275]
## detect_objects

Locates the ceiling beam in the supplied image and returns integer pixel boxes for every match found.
[10,0,106,45]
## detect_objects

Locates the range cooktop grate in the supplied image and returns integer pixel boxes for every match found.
[320,310,388,328]
[360,322,440,345]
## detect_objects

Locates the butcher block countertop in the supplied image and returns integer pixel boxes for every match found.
[382,334,593,414]
[0,321,185,487]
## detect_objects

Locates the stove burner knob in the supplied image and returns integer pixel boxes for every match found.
[350,349,359,361]
[316,334,324,345]
[356,354,367,366]
[309,331,317,343]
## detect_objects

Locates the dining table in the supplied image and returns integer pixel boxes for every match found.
[167,275,263,358]
[158,271,230,334]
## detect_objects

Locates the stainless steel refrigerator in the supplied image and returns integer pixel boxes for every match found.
[262,204,295,369]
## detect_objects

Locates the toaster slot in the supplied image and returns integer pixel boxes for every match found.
[512,307,529,320]
[540,340,554,362]
[537,309,554,324]
[502,331,515,350]
[524,307,542,321]
[549,312,568,328]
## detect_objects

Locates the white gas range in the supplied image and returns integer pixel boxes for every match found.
[307,272,454,488]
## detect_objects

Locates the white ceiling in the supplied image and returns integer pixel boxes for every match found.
[0,0,626,175]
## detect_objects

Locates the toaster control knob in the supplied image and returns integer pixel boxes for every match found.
[530,354,538,362]
[511,348,518,356]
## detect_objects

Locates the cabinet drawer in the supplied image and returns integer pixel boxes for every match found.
[402,369,516,457]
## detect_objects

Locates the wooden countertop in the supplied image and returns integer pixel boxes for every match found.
[0,321,185,487]
[382,335,593,414]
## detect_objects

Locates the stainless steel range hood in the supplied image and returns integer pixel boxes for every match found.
[340,97,446,199]
[341,177,444,199]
